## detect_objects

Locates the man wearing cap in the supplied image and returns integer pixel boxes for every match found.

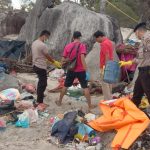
[56,31,96,110]
[120,22,150,108]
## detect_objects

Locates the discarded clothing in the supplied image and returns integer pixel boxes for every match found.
[15,100,33,111]
[51,111,78,144]
[22,83,36,94]
[0,117,6,131]
[0,88,20,101]
[88,98,150,149]
[0,100,16,115]
[20,92,34,101]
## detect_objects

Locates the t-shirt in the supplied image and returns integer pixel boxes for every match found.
[32,39,49,70]
[134,31,150,67]
[63,41,86,72]
[100,37,114,69]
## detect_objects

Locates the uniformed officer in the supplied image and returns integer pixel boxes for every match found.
[120,22,150,108]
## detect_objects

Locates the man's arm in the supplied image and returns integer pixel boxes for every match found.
[44,53,55,63]
[81,54,87,71]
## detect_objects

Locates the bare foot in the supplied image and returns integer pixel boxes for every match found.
[55,100,62,106]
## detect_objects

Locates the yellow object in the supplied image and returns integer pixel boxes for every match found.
[119,61,133,67]
[139,98,150,109]
[53,61,62,69]
[74,133,83,140]
[88,98,150,149]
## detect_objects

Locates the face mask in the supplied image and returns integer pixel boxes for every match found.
[44,39,49,43]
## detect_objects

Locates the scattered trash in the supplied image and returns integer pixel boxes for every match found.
[22,83,36,94]
[15,100,33,111]
[50,110,101,149]
[0,88,20,101]
[139,97,150,109]
[20,92,35,101]
[0,100,16,115]
[15,110,30,128]
[0,117,6,131]
[51,111,78,144]
[49,69,64,79]
[39,110,49,118]
[26,109,38,123]
[130,127,150,150]
[67,86,83,99]
[85,113,96,122]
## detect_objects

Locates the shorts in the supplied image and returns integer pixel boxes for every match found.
[64,71,88,89]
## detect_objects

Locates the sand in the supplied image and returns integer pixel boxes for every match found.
[0,73,108,150]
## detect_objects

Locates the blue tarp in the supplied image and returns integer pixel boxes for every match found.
[0,40,26,60]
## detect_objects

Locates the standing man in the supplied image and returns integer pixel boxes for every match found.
[56,31,96,110]
[32,30,61,108]
[93,31,114,100]
[120,22,150,108]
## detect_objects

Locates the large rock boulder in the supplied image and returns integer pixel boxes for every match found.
[18,1,122,57]
[0,10,27,38]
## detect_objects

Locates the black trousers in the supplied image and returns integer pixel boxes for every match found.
[33,66,47,103]
[132,67,150,107]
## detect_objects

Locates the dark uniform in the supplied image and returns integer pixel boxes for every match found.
[132,31,150,107]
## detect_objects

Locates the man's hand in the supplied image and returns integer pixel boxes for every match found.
[119,61,133,67]
[100,66,105,76]
[53,61,62,69]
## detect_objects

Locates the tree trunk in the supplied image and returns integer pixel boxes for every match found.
[100,0,106,14]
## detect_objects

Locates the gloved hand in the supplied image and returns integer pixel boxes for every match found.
[86,71,90,81]
[119,61,133,67]
[53,60,62,69]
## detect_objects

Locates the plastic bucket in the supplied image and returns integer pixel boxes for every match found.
[103,61,120,84]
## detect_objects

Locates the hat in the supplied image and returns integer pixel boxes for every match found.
[134,22,146,32]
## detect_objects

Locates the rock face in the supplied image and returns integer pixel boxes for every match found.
[18,1,122,57]
[0,10,27,38]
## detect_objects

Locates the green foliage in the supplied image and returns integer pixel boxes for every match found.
[80,0,140,27]
[106,0,140,27]
[0,0,12,12]
[20,0,34,12]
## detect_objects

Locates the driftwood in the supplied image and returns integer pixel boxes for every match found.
[0,57,33,73]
